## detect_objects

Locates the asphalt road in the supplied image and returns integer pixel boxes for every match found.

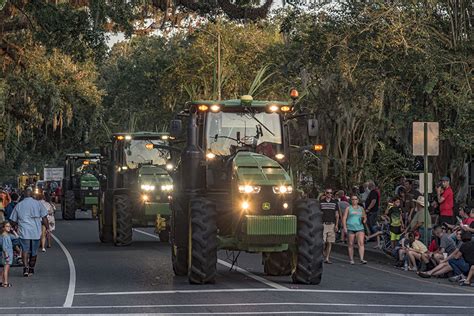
[1,210,474,315]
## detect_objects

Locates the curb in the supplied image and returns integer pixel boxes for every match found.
[331,242,395,265]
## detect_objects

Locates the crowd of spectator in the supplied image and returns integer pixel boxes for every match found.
[319,176,474,287]
[0,187,55,288]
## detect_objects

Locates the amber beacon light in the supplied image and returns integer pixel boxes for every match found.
[313,144,324,151]
[290,88,299,100]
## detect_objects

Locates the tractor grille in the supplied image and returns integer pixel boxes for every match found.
[244,215,296,236]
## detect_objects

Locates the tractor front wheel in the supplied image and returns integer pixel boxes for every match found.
[263,250,293,276]
[189,198,217,284]
[171,196,188,276]
[114,194,132,246]
[62,191,76,220]
[292,199,323,285]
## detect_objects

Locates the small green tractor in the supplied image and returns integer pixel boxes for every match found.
[170,94,323,285]
[62,153,102,220]
[99,132,174,246]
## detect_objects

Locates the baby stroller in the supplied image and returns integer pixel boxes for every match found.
[376,222,394,255]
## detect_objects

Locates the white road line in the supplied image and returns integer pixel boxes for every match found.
[132,228,158,239]
[2,302,473,310]
[74,287,474,297]
[75,288,270,296]
[133,228,286,290]
[217,259,286,290]
[51,234,76,307]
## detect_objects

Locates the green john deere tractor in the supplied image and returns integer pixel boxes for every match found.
[99,132,174,246]
[62,153,102,220]
[170,93,324,285]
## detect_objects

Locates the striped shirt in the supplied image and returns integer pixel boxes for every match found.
[320,199,338,223]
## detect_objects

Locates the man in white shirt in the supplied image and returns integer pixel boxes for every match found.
[10,189,49,277]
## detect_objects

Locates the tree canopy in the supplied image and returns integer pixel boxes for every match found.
[0,0,472,202]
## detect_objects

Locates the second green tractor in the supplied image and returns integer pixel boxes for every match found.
[99,132,174,246]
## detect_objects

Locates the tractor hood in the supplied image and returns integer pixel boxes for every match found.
[138,165,172,186]
[232,152,291,186]
[80,173,99,188]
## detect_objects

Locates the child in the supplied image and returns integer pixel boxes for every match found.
[407,231,428,272]
[1,221,13,287]
[395,233,411,269]
[385,197,404,249]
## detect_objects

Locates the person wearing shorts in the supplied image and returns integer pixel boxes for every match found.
[385,197,404,249]
[9,189,49,277]
[343,195,367,264]
[320,189,339,264]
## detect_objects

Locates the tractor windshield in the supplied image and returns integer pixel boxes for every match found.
[125,140,170,169]
[206,112,282,156]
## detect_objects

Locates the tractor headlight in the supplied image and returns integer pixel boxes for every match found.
[141,184,155,191]
[241,201,250,211]
[166,163,174,170]
[161,184,173,191]
[273,185,293,194]
[238,185,261,194]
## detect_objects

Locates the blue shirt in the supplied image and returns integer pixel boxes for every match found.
[346,205,365,231]
[10,197,48,240]
[5,201,17,220]
[1,233,13,265]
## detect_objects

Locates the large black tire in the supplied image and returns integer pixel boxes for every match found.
[189,198,217,284]
[98,209,113,243]
[263,250,293,276]
[171,196,188,276]
[99,192,113,243]
[114,194,132,246]
[62,191,76,220]
[292,199,324,285]
[159,229,170,243]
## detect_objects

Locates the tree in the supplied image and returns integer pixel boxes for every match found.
[278,1,473,197]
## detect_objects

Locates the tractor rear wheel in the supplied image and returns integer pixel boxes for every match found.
[189,198,217,284]
[263,250,293,276]
[171,196,188,276]
[292,199,323,285]
[114,194,132,246]
[62,191,76,220]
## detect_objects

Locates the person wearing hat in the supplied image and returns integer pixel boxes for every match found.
[437,176,454,225]
[408,196,432,244]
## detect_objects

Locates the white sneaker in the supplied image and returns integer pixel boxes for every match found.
[41,248,46,252]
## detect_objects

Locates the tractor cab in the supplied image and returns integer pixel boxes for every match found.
[99,132,174,246]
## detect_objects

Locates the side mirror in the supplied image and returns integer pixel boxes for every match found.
[170,119,183,138]
[307,119,318,137]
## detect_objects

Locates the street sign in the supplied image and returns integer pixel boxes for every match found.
[412,122,439,156]
[44,168,64,181]
[418,173,433,194]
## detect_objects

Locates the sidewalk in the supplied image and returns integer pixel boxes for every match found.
[331,240,394,265]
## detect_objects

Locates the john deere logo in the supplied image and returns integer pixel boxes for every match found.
[262,202,271,210]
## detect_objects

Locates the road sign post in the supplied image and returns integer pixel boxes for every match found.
[423,123,429,245]
[413,122,439,245]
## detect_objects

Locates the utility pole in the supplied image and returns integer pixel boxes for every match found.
[217,32,221,100]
